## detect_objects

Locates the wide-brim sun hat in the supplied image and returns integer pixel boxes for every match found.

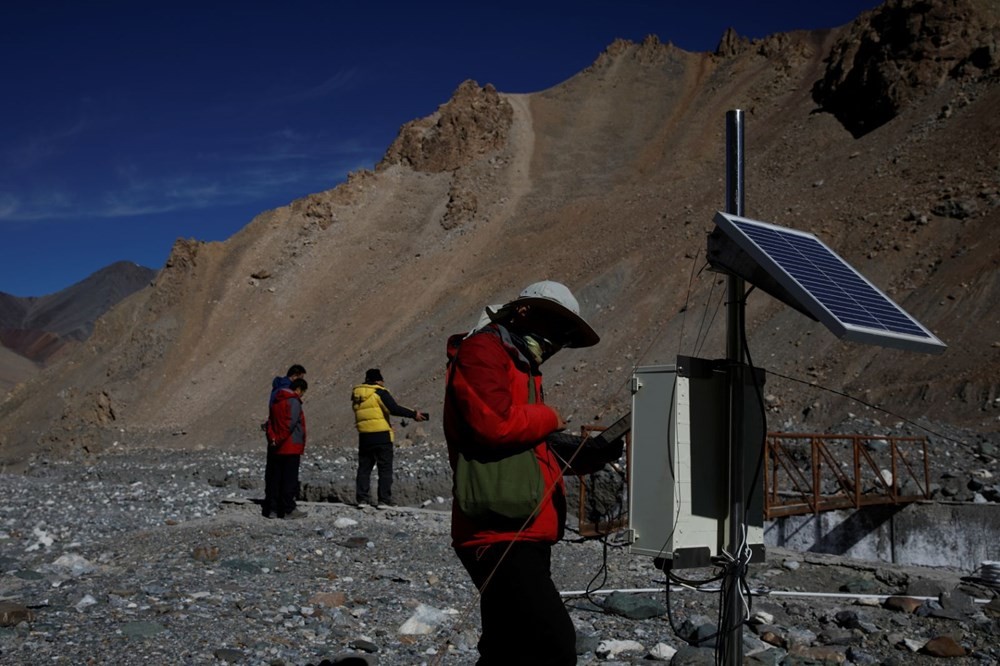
[489,280,600,348]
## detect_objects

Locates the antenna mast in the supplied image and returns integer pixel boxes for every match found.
[722,109,746,666]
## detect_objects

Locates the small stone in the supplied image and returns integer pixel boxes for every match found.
[309,591,346,608]
[74,595,98,612]
[398,603,449,635]
[648,642,677,661]
[840,577,877,594]
[787,644,848,663]
[349,638,379,653]
[120,621,166,638]
[213,648,244,663]
[595,639,645,659]
[192,545,219,562]
[922,635,966,657]
[940,588,975,615]
[0,603,35,627]
[343,536,369,549]
[884,596,923,614]
[846,646,880,665]
[575,632,601,655]
[834,609,861,629]
[602,591,666,620]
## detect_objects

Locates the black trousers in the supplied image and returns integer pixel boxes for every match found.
[456,541,576,666]
[356,441,394,504]
[263,450,300,516]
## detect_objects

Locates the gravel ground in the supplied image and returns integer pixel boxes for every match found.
[1,443,998,665]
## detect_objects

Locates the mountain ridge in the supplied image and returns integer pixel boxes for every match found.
[0,261,156,393]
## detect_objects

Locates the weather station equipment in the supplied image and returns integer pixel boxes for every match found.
[624,110,946,666]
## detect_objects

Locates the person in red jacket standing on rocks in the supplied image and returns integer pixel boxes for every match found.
[263,377,308,519]
[444,281,600,666]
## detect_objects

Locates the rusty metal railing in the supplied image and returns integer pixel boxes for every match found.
[764,432,930,519]
[571,429,931,530]
[574,425,630,538]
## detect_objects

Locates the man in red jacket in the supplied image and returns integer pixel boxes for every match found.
[444,281,600,665]
[263,378,308,519]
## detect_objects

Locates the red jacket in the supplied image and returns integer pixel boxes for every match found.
[267,388,306,455]
[444,324,566,549]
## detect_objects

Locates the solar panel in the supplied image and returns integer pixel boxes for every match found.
[712,212,946,354]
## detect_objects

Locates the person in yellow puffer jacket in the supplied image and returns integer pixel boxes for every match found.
[351,368,427,508]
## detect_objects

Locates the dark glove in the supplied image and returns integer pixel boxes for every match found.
[547,431,624,476]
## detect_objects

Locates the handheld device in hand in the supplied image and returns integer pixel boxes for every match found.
[546,412,630,475]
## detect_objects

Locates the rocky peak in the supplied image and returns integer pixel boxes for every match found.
[716,27,750,58]
[813,0,1000,136]
[378,80,513,173]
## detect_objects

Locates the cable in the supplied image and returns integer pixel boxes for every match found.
[677,258,707,357]
[739,289,768,521]
[763,368,970,447]
[693,277,725,358]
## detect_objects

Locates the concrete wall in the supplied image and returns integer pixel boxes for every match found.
[765,501,1000,571]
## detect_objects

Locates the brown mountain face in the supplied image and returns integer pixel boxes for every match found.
[0,261,156,393]
[0,0,997,464]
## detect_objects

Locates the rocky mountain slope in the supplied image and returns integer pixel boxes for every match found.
[0,0,998,465]
[0,261,155,394]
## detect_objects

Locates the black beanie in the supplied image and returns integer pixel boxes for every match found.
[365,368,383,384]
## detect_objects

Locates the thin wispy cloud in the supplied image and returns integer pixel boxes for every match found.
[0,156,363,223]
[0,193,20,219]
[197,128,382,165]
[273,68,359,105]
[4,106,93,170]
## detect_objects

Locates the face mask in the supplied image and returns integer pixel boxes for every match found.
[523,335,545,365]
[524,334,561,365]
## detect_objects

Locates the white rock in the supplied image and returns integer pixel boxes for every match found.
[26,526,54,551]
[75,594,98,612]
[596,639,645,659]
[333,517,358,528]
[751,610,774,624]
[648,642,677,660]
[50,553,96,576]
[399,603,450,635]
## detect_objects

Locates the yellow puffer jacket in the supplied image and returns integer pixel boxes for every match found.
[352,384,393,441]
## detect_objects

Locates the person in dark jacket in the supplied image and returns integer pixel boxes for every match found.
[262,365,306,518]
[263,377,308,519]
[351,368,427,508]
[270,364,306,405]
[444,280,601,666]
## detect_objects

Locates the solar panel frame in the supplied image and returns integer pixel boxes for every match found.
[713,212,946,354]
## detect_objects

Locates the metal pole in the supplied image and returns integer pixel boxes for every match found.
[723,109,746,666]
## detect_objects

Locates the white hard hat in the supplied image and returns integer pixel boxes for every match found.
[492,280,600,348]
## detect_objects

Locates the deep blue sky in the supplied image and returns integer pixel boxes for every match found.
[1,1,879,297]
